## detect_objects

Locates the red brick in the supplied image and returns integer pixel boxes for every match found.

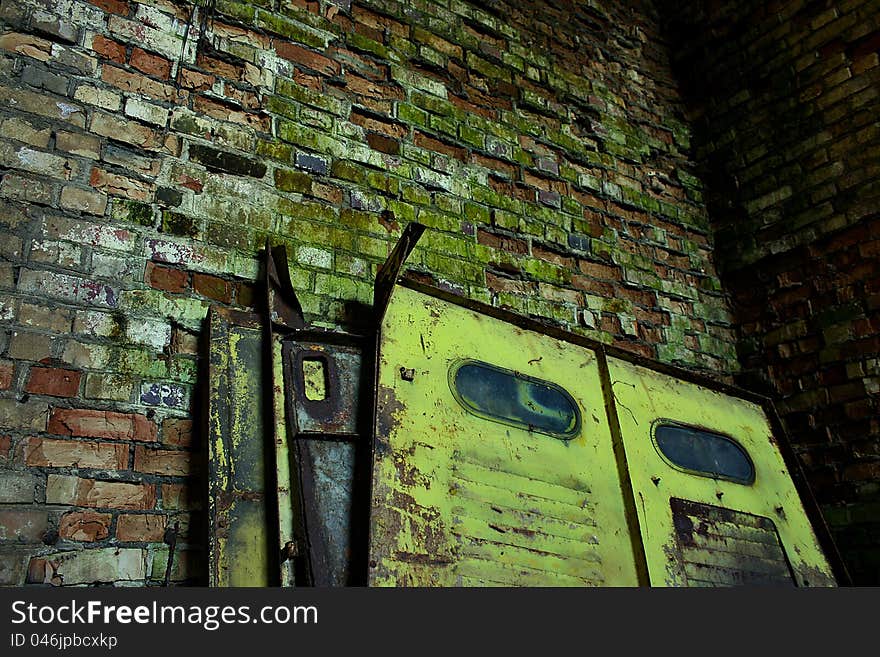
[47,475,156,510]
[477,229,528,254]
[87,0,130,15]
[366,132,399,154]
[274,41,340,76]
[0,435,10,460]
[161,483,197,510]
[89,167,153,202]
[91,35,126,63]
[0,361,13,390]
[58,510,111,541]
[145,262,188,293]
[163,418,192,447]
[25,366,81,398]
[25,437,128,469]
[101,65,181,102]
[116,514,166,541]
[48,408,157,442]
[352,110,409,139]
[414,131,466,160]
[178,67,215,90]
[134,446,192,476]
[130,47,172,79]
[192,273,231,304]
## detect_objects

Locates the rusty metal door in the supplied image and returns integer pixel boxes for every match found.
[606,357,837,586]
[368,285,641,586]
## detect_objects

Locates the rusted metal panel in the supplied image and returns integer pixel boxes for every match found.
[368,284,641,586]
[283,339,365,436]
[605,356,837,587]
[295,439,357,586]
[669,498,795,586]
[207,307,275,587]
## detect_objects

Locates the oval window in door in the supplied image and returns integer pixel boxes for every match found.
[653,422,755,485]
[449,360,581,440]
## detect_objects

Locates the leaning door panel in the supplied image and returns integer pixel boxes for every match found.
[607,357,835,587]
[369,285,639,586]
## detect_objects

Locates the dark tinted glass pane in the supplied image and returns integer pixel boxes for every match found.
[655,424,755,484]
[452,361,580,439]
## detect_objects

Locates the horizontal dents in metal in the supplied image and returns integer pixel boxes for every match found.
[205,221,847,588]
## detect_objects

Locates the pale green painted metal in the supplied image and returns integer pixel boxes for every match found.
[606,357,837,586]
[207,307,273,587]
[368,285,641,586]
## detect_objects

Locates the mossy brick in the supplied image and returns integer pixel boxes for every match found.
[113,346,169,378]
[466,52,510,82]
[659,279,700,300]
[417,208,459,232]
[357,235,392,260]
[189,144,266,178]
[429,113,458,137]
[274,168,313,194]
[266,95,299,121]
[275,79,347,116]
[256,139,293,162]
[348,32,391,60]
[365,171,399,195]
[401,143,433,166]
[300,107,334,131]
[255,10,328,49]
[215,0,257,23]
[464,202,491,224]
[459,124,484,149]
[411,90,454,116]
[169,357,198,384]
[278,200,338,224]
[396,102,430,128]
[521,258,571,285]
[160,211,199,238]
[421,232,472,259]
[314,273,372,303]
[435,194,462,215]
[290,222,354,251]
[496,291,529,315]
[331,159,368,184]
[470,185,522,214]
[421,252,483,285]
[118,290,211,328]
[277,121,345,154]
[111,200,154,227]
[278,2,343,35]
[386,200,417,223]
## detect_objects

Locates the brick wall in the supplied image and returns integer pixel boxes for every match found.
[665,0,880,583]
[0,0,737,585]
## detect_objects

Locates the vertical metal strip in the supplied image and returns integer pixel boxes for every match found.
[596,349,651,586]
[269,332,297,586]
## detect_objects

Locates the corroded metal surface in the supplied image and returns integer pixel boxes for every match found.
[368,285,640,586]
[606,356,837,587]
[297,440,357,586]
[669,498,795,586]
[283,340,364,436]
[207,307,274,586]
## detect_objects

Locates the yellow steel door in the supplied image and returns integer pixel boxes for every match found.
[369,285,640,586]
[606,357,836,587]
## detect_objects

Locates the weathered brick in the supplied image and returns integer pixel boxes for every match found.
[28,547,145,585]
[116,513,165,541]
[145,262,188,293]
[25,437,128,469]
[25,366,81,398]
[130,47,172,79]
[58,510,112,541]
[91,35,127,63]
[188,144,267,178]
[46,475,156,510]
[163,418,193,447]
[48,408,157,442]
[89,167,153,202]
[0,509,49,542]
[0,471,41,503]
[134,446,192,476]
[60,185,108,215]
